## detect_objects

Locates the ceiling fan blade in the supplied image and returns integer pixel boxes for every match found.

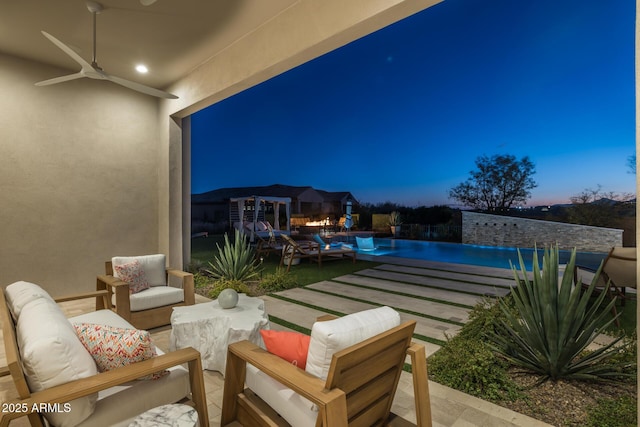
[41,31,94,71]
[35,72,85,86]
[107,74,178,99]
[140,0,158,5]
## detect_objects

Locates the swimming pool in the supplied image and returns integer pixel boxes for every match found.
[351,238,607,270]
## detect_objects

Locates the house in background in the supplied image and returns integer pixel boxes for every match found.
[192,184,358,233]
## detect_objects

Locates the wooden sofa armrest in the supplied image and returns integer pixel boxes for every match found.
[97,274,131,314]
[167,268,192,279]
[0,347,209,427]
[97,274,129,288]
[52,289,110,314]
[54,290,109,303]
[406,342,432,427]
[222,340,347,426]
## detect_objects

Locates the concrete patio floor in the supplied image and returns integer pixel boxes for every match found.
[0,256,558,426]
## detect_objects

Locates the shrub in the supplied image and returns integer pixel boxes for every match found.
[259,268,298,293]
[206,229,260,282]
[193,271,212,289]
[429,300,521,401]
[457,297,512,341]
[428,330,520,402]
[186,259,207,274]
[206,279,251,300]
[586,396,637,427]
[488,245,635,382]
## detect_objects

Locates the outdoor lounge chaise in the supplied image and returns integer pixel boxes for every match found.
[255,233,284,259]
[0,281,208,427]
[96,254,195,330]
[220,306,432,426]
[355,236,378,251]
[279,234,356,272]
[574,246,637,326]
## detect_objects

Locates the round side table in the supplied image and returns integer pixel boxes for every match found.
[170,294,270,374]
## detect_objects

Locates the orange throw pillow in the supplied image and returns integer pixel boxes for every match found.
[260,330,311,369]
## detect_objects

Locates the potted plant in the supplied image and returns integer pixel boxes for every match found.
[388,211,402,237]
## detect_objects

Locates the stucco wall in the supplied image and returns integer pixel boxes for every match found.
[0,54,160,296]
[462,212,623,253]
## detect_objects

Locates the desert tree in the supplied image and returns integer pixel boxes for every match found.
[566,185,634,227]
[627,154,636,174]
[448,154,537,211]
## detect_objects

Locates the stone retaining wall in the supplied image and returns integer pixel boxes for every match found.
[462,211,623,252]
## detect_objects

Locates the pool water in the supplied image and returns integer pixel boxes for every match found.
[352,238,606,271]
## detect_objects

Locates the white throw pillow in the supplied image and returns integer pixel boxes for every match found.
[305,306,401,380]
[112,254,166,287]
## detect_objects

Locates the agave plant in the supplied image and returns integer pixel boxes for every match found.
[388,211,402,226]
[205,229,260,282]
[487,245,634,382]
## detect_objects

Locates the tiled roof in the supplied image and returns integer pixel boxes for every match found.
[192,184,356,204]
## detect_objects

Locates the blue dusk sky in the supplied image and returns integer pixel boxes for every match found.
[191,0,635,208]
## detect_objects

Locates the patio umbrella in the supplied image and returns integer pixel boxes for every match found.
[344,201,353,238]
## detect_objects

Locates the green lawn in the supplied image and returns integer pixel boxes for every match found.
[190,234,381,286]
[608,298,637,336]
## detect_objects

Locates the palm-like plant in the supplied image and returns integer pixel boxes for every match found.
[488,245,634,382]
[206,229,259,282]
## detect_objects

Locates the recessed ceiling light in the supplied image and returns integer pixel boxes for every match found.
[135,64,149,74]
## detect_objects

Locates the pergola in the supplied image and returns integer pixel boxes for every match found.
[230,195,291,242]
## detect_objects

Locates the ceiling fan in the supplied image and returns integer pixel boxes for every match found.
[35,1,178,99]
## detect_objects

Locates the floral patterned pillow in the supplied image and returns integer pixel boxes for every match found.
[113,260,150,294]
[74,323,168,380]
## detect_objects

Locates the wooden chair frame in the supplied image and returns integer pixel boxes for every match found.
[255,234,284,259]
[279,234,356,272]
[574,247,636,327]
[0,288,208,427]
[96,261,195,330]
[220,319,432,427]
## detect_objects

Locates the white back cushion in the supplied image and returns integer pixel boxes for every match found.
[5,281,56,321]
[112,254,166,287]
[305,306,401,380]
[17,296,98,427]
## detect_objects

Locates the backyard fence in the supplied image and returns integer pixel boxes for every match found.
[394,224,462,242]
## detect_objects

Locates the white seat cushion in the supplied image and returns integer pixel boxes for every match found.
[112,254,166,287]
[112,286,184,312]
[245,364,317,427]
[248,306,401,426]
